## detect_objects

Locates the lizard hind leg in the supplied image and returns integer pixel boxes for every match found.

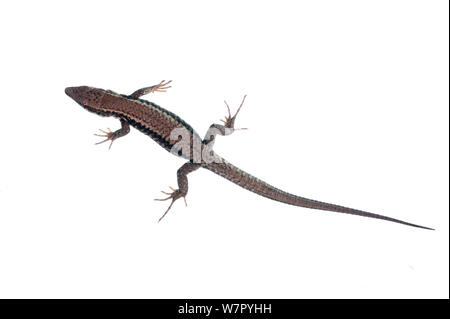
[203,95,248,148]
[221,95,247,130]
[154,162,200,222]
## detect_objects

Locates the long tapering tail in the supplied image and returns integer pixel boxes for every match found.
[203,159,433,230]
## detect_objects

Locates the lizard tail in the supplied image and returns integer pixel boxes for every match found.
[203,159,433,230]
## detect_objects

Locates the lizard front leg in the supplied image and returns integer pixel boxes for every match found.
[203,95,247,148]
[129,80,172,98]
[155,162,201,222]
[94,118,130,149]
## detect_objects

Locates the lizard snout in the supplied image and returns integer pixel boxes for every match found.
[65,86,91,104]
[65,87,77,99]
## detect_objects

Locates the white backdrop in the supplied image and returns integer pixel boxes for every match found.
[0,0,448,298]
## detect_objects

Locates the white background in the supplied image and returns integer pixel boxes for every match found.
[0,0,448,298]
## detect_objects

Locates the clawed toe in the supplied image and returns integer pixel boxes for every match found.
[94,128,112,137]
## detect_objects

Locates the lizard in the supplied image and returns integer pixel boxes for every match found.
[65,81,432,229]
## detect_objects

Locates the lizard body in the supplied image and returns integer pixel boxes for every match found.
[65,81,432,229]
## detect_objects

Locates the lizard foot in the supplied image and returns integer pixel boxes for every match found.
[94,128,117,150]
[221,95,248,130]
[151,80,172,93]
[154,186,187,222]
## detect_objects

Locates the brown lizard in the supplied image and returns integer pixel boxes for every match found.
[65,81,432,229]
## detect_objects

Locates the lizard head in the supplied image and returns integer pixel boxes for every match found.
[65,86,105,111]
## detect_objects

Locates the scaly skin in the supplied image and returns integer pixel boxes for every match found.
[65,82,433,229]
